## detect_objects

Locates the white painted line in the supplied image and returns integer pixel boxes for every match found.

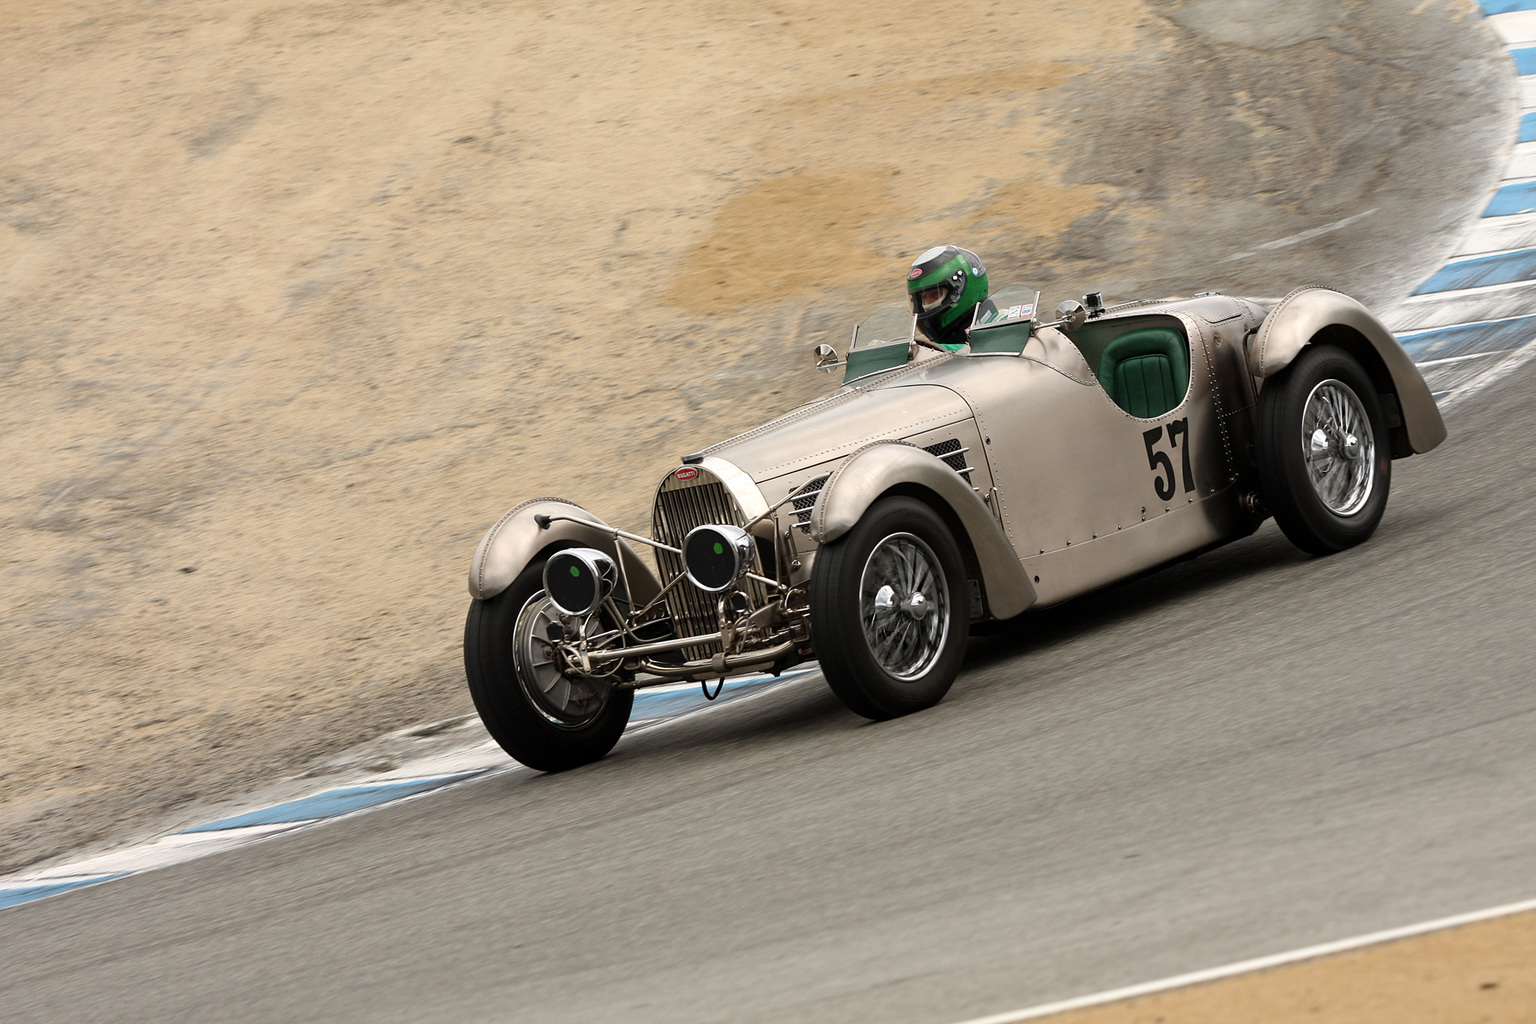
[1504,139,1536,179]
[945,894,1536,1024]
[1488,10,1536,46]
[1438,337,1536,406]
[1414,350,1507,367]
[1432,240,1536,262]
[1396,307,1536,335]
[1399,273,1536,301]
[1420,356,1514,397]
[1386,284,1536,332]
[0,878,116,890]
[1452,209,1536,258]
[1220,209,1376,263]
[1519,74,1536,108]
[17,823,311,881]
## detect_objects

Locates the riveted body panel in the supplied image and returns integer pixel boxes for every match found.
[808,440,1036,619]
[700,378,975,485]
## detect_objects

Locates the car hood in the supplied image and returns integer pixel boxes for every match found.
[694,379,974,487]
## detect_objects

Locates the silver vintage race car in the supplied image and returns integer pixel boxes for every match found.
[463,274,1445,772]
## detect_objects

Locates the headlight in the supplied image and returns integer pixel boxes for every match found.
[682,524,754,593]
[543,548,618,616]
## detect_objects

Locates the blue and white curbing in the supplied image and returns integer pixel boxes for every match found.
[1388,0,1536,403]
[0,666,819,912]
[6,0,1536,916]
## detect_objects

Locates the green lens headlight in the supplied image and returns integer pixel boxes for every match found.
[682,524,754,593]
[542,548,617,616]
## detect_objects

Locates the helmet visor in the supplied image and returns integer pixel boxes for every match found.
[912,278,960,318]
[916,285,948,312]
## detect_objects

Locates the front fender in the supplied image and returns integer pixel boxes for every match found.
[809,441,1037,619]
[1248,286,1446,455]
[467,497,661,603]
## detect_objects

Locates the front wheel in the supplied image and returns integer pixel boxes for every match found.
[464,557,633,772]
[810,496,969,720]
[1255,344,1392,555]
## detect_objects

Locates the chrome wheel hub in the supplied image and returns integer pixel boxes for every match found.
[1301,379,1376,516]
[513,591,610,729]
[859,533,949,681]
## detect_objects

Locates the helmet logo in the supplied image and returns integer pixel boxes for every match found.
[907,265,923,280]
[675,466,699,481]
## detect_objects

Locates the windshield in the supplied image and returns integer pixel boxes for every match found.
[842,304,916,384]
[838,287,1041,383]
[972,285,1040,328]
[850,304,915,352]
[966,285,1040,356]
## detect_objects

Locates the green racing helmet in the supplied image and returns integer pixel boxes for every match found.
[906,245,988,349]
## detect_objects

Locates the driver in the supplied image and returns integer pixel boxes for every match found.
[906,245,990,351]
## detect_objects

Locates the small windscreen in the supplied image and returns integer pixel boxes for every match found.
[850,304,915,352]
[972,285,1040,328]
[842,304,916,384]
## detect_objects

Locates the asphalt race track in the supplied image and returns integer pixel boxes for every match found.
[5,349,1536,1024]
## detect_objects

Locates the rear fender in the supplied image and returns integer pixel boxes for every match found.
[1247,286,1446,456]
[809,441,1037,619]
[468,497,661,603]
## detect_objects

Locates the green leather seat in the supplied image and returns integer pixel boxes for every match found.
[1096,327,1189,418]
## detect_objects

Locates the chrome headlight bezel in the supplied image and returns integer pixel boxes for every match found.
[542,547,618,616]
[681,524,754,593]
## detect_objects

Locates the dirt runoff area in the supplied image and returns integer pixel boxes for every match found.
[1042,905,1536,1024]
[0,0,1510,873]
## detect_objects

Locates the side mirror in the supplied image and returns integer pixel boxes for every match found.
[1054,300,1088,331]
[813,343,844,374]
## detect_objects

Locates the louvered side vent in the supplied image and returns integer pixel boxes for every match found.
[924,438,976,487]
[789,475,828,534]
[652,469,771,662]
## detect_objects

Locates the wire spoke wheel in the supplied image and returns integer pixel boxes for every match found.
[1255,344,1391,555]
[1302,379,1376,516]
[810,493,969,720]
[859,533,950,680]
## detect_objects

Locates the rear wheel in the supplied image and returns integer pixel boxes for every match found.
[464,556,633,771]
[1255,344,1392,555]
[810,497,969,719]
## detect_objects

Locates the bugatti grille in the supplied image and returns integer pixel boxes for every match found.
[652,470,770,662]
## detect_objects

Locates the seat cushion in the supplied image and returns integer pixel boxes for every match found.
[1096,326,1189,418]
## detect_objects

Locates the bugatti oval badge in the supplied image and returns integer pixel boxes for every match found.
[674,466,699,480]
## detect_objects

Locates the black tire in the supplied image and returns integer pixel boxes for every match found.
[464,556,633,772]
[810,496,969,720]
[1255,344,1392,555]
